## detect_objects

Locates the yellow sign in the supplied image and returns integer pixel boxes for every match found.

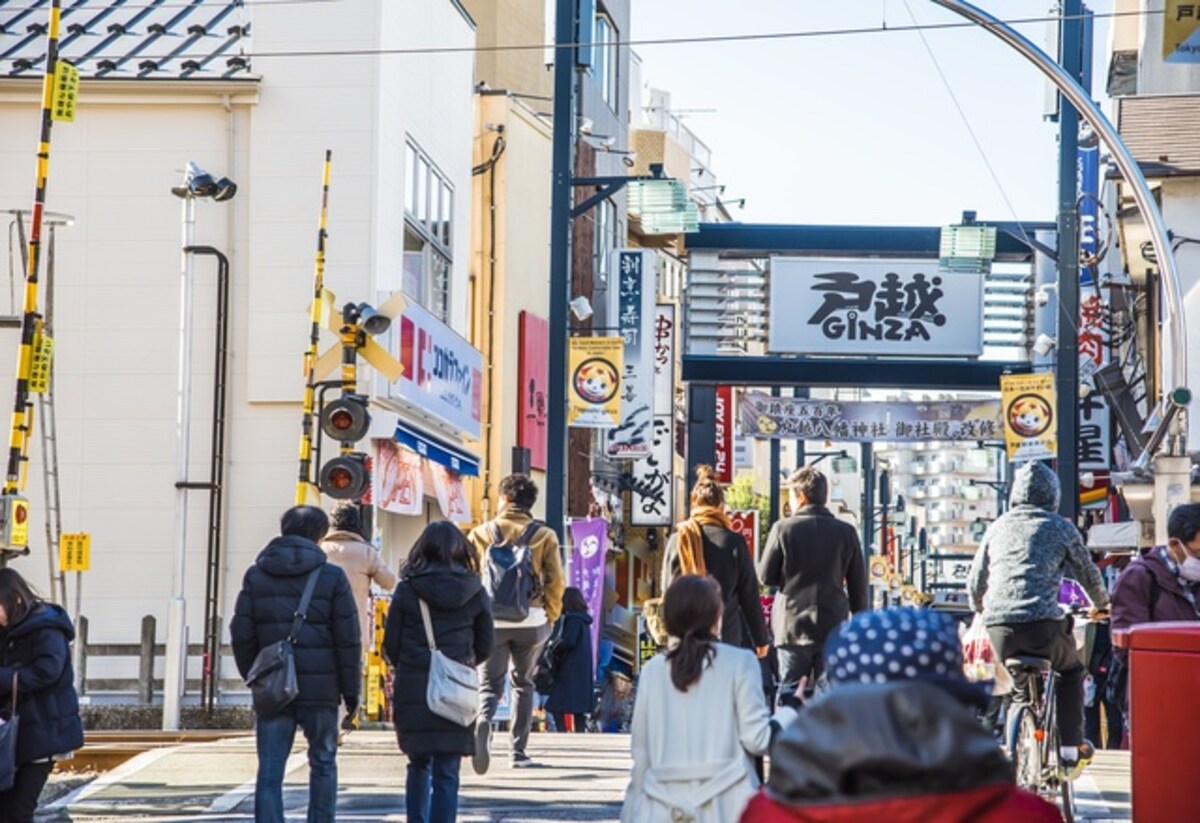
[2,496,30,550]
[1000,372,1057,462]
[868,554,891,584]
[1163,1,1200,62]
[567,337,623,429]
[366,664,382,716]
[52,61,80,122]
[59,532,90,572]
[29,332,53,394]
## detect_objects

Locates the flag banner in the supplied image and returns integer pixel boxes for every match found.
[631,304,677,526]
[729,510,759,565]
[569,518,608,669]
[739,393,1002,442]
[429,464,470,523]
[568,337,623,429]
[1001,373,1057,462]
[606,250,657,458]
[715,386,734,482]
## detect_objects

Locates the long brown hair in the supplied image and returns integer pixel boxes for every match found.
[0,568,41,627]
[663,575,723,692]
[401,521,479,578]
[690,464,724,509]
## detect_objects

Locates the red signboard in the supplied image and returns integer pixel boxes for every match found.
[714,385,733,483]
[729,509,759,565]
[518,312,549,470]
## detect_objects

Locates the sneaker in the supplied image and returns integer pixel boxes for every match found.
[1060,741,1095,782]
[472,720,492,775]
[511,751,534,768]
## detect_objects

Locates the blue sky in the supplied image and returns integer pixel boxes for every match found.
[630,1,1113,227]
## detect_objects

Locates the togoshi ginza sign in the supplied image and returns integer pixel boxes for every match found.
[768,257,984,357]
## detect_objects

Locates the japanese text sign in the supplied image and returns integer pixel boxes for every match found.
[568,337,623,429]
[631,304,676,526]
[52,61,79,122]
[59,532,90,572]
[739,393,1002,442]
[1001,372,1057,462]
[768,258,984,357]
[606,250,656,458]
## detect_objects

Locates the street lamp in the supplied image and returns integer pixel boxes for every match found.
[164,162,237,731]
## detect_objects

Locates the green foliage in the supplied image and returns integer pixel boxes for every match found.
[725,473,772,548]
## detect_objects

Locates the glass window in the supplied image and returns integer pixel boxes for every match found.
[403,138,455,324]
[593,13,618,110]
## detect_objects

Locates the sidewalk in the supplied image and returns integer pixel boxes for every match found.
[40,731,630,822]
[39,731,1130,822]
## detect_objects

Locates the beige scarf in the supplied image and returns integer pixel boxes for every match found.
[675,505,730,577]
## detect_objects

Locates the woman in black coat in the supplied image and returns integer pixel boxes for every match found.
[0,568,84,822]
[545,587,594,732]
[382,522,493,823]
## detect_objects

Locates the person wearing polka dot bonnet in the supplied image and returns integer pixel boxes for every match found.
[741,608,1062,822]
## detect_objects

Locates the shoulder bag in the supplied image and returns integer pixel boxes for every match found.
[418,598,480,727]
[0,671,19,792]
[245,566,323,717]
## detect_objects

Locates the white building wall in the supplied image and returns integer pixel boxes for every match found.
[0,0,475,694]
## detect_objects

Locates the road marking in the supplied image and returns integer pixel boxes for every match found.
[208,750,309,812]
[45,745,181,810]
[1073,769,1114,820]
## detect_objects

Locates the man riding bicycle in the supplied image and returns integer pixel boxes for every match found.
[968,462,1110,780]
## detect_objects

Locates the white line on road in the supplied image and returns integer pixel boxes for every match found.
[1074,769,1114,821]
[208,750,309,813]
[45,745,182,810]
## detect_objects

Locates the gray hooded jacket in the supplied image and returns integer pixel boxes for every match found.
[968,462,1109,625]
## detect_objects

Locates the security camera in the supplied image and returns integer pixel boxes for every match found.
[1032,333,1056,356]
[171,161,237,202]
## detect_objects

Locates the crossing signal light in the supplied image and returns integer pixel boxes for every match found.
[321,395,370,443]
[320,453,369,500]
[0,494,30,552]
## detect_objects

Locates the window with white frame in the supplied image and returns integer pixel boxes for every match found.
[593,12,618,111]
[403,140,453,323]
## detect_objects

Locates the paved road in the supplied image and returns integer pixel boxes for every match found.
[37,731,1131,821]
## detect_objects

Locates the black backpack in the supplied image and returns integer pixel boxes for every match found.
[483,521,543,622]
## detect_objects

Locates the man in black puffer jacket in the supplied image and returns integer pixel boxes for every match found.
[231,506,361,823]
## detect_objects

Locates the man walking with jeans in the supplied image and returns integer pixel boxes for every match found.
[231,506,362,822]
[468,474,564,771]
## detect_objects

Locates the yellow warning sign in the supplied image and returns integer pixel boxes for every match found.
[366,664,382,716]
[52,61,80,123]
[29,332,53,394]
[59,532,90,572]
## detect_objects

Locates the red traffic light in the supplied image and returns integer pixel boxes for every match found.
[320,395,370,443]
[319,453,370,500]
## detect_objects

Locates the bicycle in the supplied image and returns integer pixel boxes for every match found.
[1004,653,1076,822]
[1004,609,1104,823]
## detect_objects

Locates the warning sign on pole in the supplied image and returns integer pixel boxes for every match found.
[59,532,90,572]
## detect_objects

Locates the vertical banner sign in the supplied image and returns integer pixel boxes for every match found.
[607,250,656,458]
[632,304,676,526]
[1001,373,1057,462]
[1163,1,1200,62]
[728,510,759,565]
[569,518,607,669]
[51,61,80,122]
[517,312,549,470]
[373,439,424,515]
[714,385,734,483]
[568,337,623,428]
[1077,135,1100,286]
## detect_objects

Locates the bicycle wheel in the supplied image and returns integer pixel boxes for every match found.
[1048,724,1076,823]
[1007,705,1040,791]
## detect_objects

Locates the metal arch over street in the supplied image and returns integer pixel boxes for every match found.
[931,0,1189,449]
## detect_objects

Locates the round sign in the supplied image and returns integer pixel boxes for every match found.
[579,534,601,559]
[573,356,619,405]
[1005,392,1053,438]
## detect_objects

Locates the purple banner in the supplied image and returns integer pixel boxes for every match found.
[569,518,607,671]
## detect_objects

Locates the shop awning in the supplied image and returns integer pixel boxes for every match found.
[394,421,480,477]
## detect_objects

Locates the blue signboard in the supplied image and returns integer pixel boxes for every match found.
[1077,135,1100,287]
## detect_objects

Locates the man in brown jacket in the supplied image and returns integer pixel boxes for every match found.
[467,474,564,773]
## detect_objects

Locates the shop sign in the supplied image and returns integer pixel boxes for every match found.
[1001,372,1057,462]
[768,257,984,357]
[631,304,676,526]
[714,386,733,482]
[739,393,1002,442]
[517,312,549,470]
[606,250,657,458]
[729,510,759,564]
[568,337,623,429]
[389,299,483,440]
[569,518,607,669]
[1164,1,1200,62]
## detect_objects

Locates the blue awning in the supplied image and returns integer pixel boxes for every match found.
[394,422,480,477]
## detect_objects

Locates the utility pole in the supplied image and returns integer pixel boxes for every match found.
[1055,0,1084,523]
[545,0,578,541]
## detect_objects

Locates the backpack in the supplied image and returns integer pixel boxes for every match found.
[483,520,544,622]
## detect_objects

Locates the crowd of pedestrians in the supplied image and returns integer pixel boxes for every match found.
[9,467,1197,822]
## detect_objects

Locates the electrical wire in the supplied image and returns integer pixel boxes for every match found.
[0,0,345,10]
[0,6,1165,62]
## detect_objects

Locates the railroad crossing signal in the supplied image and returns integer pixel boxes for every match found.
[318,394,371,499]
[0,495,30,553]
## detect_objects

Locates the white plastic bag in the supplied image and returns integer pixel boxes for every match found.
[962,613,996,683]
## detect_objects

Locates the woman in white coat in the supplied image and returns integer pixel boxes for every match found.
[622,575,795,823]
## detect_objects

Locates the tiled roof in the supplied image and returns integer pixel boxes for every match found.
[1,0,253,80]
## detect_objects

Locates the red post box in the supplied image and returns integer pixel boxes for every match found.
[1129,622,1200,821]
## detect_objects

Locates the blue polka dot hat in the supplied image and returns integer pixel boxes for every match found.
[825,607,990,707]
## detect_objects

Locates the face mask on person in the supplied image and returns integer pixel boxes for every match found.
[1171,539,1200,582]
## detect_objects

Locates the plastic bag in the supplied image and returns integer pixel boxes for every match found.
[962,613,996,682]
